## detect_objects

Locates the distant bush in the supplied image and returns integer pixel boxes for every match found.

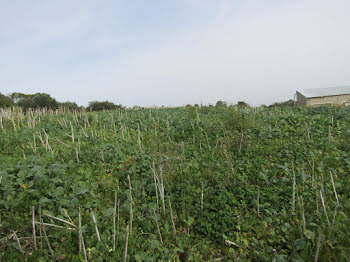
[31,93,59,109]
[59,102,79,110]
[215,100,227,107]
[87,101,123,111]
[268,99,295,108]
[0,93,14,108]
[12,92,59,110]
[236,101,250,108]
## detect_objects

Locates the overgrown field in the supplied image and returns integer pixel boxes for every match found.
[1,106,350,261]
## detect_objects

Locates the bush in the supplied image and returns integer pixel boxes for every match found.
[87,101,123,111]
[268,99,295,108]
[13,93,58,110]
[215,101,227,107]
[59,102,79,110]
[236,101,250,108]
[31,93,58,109]
[0,93,14,108]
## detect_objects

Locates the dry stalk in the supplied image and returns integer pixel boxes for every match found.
[78,208,88,261]
[62,209,74,225]
[329,171,339,204]
[239,132,244,153]
[151,163,166,217]
[201,182,204,214]
[117,199,120,250]
[34,221,75,230]
[292,162,296,215]
[44,213,76,227]
[41,219,54,258]
[320,190,330,227]
[55,137,70,148]
[38,205,43,249]
[13,231,25,254]
[168,198,177,238]
[113,191,117,252]
[75,148,79,164]
[32,206,37,251]
[300,196,306,232]
[128,175,133,234]
[90,209,101,241]
[123,225,130,262]
[257,186,260,216]
[154,210,164,245]
[78,208,82,253]
[314,233,322,262]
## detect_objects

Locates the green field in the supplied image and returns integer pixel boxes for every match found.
[1,106,350,261]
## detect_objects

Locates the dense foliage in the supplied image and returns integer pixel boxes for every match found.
[0,106,349,261]
[86,101,123,111]
[0,92,120,111]
[0,93,14,108]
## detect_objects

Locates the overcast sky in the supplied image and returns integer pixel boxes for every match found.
[1,0,350,107]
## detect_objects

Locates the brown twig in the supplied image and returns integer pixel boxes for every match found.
[90,209,101,241]
[123,225,130,262]
[32,206,37,251]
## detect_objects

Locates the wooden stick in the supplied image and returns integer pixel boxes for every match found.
[320,190,330,227]
[300,196,306,232]
[154,210,163,245]
[257,186,260,216]
[113,191,117,252]
[151,163,160,213]
[62,209,74,225]
[32,206,37,251]
[34,221,75,230]
[123,225,130,262]
[13,231,25,254]
[90,209,101,241]
[314,233,322,262]
[39,205,43,249]
[201,183,204,214]
[329,171,339,204]
[128,175,133,234]
[168,198,176,238]
[41,219,54,258]
[78,208,82,253]
[44,213,76,227]
[78,208,88,262]
[329,205,339,239]
[292,163,296,215]
[117,199,120,252]
[0,232,16,242]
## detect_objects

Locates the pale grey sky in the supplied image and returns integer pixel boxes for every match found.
[1,0,350,106]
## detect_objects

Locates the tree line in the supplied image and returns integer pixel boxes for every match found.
[0,92,123,111]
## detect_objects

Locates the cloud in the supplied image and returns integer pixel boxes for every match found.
[1,0,350,106]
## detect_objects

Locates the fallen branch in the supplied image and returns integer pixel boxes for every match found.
[44,213,76,228]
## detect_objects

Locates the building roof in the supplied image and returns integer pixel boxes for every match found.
[298,86,350,98]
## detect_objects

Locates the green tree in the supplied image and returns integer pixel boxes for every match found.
[0,93,14,108]
[236,101,250,108]
[87,101,122,111]
[10,92,31,103]
[59,101,79,110]
[215,100,227,107]
[31,93,58,109]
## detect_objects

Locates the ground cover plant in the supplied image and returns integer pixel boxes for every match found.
[0,106,349,261]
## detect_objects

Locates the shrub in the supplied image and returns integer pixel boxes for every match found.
[87,101,123,111]
[0,93,14,108]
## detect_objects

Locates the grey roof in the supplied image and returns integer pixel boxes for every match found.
[298,86,350,98]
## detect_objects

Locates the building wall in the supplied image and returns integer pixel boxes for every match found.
[306,94,350,106]
[296,92,307,106]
